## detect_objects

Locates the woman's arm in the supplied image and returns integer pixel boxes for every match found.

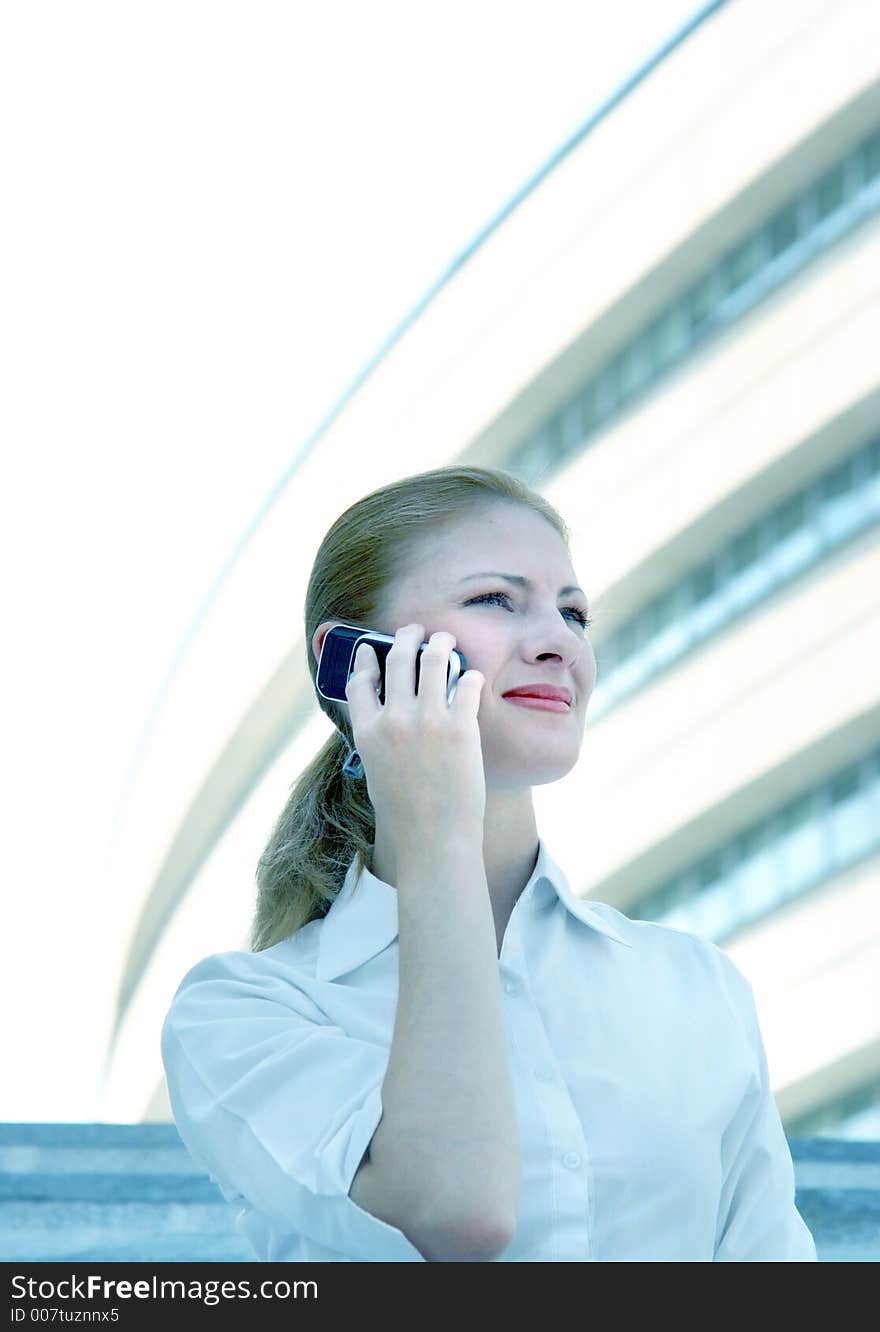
[350,832,521,1261]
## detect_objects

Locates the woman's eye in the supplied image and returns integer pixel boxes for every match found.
[465,591,592,630]
[465,591,517,612]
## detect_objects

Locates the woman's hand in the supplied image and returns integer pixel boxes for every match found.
[345,622,486,852]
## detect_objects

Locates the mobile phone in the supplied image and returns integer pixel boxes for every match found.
[316,623,468,707]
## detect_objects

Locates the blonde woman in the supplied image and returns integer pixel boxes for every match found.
[161,464,817,1262]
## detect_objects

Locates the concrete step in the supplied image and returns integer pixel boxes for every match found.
[1,1124,878,1261]
[0,1124,252,1262]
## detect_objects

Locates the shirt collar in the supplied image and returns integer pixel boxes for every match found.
[315,836,631,981]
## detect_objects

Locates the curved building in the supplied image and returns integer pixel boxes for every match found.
[100,0,880,1142]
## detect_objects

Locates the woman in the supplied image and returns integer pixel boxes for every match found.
[161,464,818,1262]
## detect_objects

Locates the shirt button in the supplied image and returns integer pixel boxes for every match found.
[504,979,520,996]
[562,1152,582,1170]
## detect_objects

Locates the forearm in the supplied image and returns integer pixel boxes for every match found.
[368,834,521,1248]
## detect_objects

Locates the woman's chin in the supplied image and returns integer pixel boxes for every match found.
[485,746,581,788]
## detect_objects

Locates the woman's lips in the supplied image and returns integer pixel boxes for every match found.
[503,695,571,713]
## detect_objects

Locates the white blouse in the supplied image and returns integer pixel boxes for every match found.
[160,837,818,1262]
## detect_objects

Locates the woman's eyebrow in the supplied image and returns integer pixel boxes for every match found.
[458,572,586,599]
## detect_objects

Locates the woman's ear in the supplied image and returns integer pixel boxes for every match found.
[312,619,344,665]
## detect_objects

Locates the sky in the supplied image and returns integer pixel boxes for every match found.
[1,0,710,1121]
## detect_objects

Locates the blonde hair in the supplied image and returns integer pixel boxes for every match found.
[248,464,571,952]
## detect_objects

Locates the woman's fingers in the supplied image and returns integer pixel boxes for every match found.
[383,622,425,702]
[344,640,382,714]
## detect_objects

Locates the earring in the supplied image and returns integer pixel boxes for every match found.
[341,747,365,779]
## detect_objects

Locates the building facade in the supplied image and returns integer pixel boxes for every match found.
[100,0,880,1139]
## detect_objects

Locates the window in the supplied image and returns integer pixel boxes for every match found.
[776,491,806,539]
[723,236,763,293]
[820,457,855,503]
[691,562,717,605]
[593,364,619,417]
[576,384,599,435]
[730,526,759,573]
[867,438,880,477]
[769,202,799,257]
[815,164,845,221]
[863,130,880,182]
[685,274,715,335]
[559,399,585,452]
[647,307,688,370]
[617,340,652,398]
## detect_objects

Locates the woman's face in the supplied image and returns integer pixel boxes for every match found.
[313,503,596,790]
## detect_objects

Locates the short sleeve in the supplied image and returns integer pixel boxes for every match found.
[160,951,426,1261]
[713,963,818,1262]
